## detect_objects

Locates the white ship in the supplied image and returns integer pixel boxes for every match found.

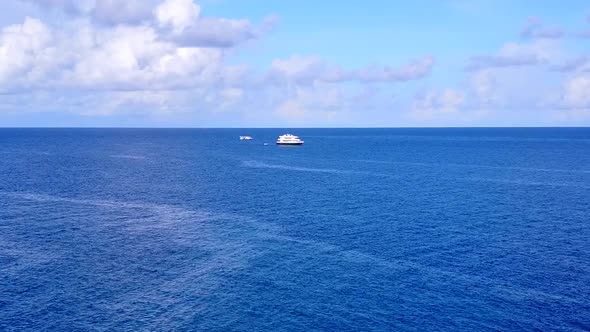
[240,136,253,140]
[276,134,304,145]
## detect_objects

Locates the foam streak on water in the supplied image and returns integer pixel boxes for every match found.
[0,128,589,331]
[353,159,590,173]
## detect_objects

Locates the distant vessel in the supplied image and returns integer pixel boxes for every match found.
[276,134,304,145]
[240,136,253,140]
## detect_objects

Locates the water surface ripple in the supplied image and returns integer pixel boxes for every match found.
[1,128,589,331]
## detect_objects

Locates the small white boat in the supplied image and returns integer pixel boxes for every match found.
[240,136,253,140]
[276,134,304,145]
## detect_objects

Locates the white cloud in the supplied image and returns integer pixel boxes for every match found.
[0,16,226,92]
[410,89,465,121]
[353,56,434,82]
[269,54,434,84]
[466,40,559,70]
[92,0,158,25]
[12,1,588,126]
[260,54,435,124]
[93,90,173,116]
[23,0,265,48]
[21,0,160,25]
[272,82,344,124]
[0,17,54,89]
[561,75,590,109]
[275,99,306,123]
[0,8,268,121]
[269,55,334,83]
[521,17,564,39]
[550,74,590,121]
[553,56,590,72]
[65,25,166,87]
[461,37,569,117]
[173,17,258,47]
[154,0,200,33]
[24,0,94,15]
[217,87,244,111]
[457,66,557,118]
[469,70,497,105]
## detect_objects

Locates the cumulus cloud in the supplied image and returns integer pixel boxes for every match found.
[154,0,200,33]
[265,54,433,124]
[171,18,258,48]
[469,70,498,106]
[1,0,273,94]
[352,56,435,82]
[466,40,557,70]
[273,82,343,124]
[22,0,266,48]
[410,89,465,120]
[62,25,225,90]
[406,14,590,125]
[94,90,174,115]
[548,74,590,121]
[0,17,55,89]
[553,56,590,72]
[269,55,434,84]
[467,54,540,70]
[22,0,94,15]
[93,0,158,25]
[268,55,336,84]
[21,0,159,25]
[1,0,436,123]
[0,16,227,92]
[561,75,590,109]
[521,17,564,39]
[202,87,246,112]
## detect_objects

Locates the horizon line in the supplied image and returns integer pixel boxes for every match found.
[0,126,589,130]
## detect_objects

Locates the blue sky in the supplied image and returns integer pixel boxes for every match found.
[0,0,589,127]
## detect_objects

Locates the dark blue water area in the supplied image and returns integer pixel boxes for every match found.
[1,128,589,331]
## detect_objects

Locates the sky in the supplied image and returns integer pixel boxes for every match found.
[0,0,590,127]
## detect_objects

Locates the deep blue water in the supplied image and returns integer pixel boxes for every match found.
[1,128,590,331]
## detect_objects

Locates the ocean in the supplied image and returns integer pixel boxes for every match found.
[1,128,589,331]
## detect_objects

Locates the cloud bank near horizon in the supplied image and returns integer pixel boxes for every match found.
[1,0,589,127]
